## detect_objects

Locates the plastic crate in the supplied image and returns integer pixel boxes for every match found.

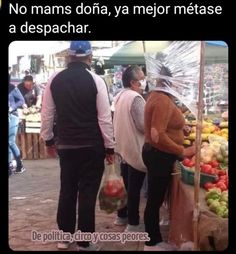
[178,162,218,187]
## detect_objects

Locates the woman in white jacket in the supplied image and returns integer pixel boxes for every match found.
[113,65,147,232]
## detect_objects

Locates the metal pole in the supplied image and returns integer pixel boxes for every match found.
[193,41,205,251]
[142,41,146,54]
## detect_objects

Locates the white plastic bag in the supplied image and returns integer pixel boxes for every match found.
[98,164,127,214]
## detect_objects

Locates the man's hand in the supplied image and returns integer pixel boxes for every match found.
[106,154,114,165]
[46,145,57,158]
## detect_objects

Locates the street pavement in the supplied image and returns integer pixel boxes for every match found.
[9,159,169,251]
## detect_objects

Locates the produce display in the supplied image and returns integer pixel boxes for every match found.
[205,188,228,218]
[25,113,41,122]
[181,111,229,218]
[204,174,228,192]
[22,106,41,122]
[99,178,127,214]
[181,139,228,180]
[184,119,228,144]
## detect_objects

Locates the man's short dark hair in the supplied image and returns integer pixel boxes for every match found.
[122,65,141,88]
[23,75,33,82]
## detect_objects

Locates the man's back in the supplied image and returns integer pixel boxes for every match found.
[49,61,104,147]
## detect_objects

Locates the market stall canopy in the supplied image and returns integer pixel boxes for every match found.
[105,41,171,66]
[9,41,70,66]
[105,41,228,66]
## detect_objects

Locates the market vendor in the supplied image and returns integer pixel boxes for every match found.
[18,75,42,109]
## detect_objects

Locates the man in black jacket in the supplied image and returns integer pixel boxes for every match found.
[41,41,114,251]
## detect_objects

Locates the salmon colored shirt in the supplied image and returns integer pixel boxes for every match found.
[144,91,185,156]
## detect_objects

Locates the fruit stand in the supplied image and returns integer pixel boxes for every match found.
[169,97,228,249]
[17,107,49,159]
[168,173,228,250]
[168,106,228,250]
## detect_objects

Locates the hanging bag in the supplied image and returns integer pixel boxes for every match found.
[98,163,127,214]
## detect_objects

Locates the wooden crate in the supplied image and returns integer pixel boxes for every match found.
[16,133,48,160]
[25,121,41,134]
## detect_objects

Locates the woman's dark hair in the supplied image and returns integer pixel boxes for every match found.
[122,65,141,88]
[23,75,33,82]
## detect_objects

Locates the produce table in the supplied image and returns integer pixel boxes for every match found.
[17,108,48,160]
[168,172,228,250]
[17,132,48,160]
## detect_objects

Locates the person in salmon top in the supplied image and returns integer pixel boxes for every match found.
[142,65,195,251]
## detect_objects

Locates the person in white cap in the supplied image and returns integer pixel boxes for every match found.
[41,41,114,251]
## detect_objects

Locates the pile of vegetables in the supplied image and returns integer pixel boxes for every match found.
[204,174,228,192]
[205,188,228,218]
[200,136,228,167]
[23,106,41,122]
[25,113,41,122]
[23,105,40,115]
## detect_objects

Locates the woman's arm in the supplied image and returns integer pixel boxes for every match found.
[12,87,25,110]
[130,96,145,134]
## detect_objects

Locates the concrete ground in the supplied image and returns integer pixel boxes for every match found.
[9,159,169,251]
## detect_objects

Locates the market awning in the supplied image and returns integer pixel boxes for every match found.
[105,41,228,66]
[105,41,170,66]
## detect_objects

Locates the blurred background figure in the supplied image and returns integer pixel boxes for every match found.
[17,75,42,110]
[9,75,26,175]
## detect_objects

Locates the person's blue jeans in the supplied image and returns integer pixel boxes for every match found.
[8,114,20,163]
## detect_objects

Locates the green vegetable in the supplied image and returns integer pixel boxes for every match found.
[216,154,224,163]
[220,194,228,203]
[209,200,220,212]
[220,201,227,207]
[207,199,215,206]
[222,209,228,218]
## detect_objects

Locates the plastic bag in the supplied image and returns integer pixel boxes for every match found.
[98,164,127,214]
